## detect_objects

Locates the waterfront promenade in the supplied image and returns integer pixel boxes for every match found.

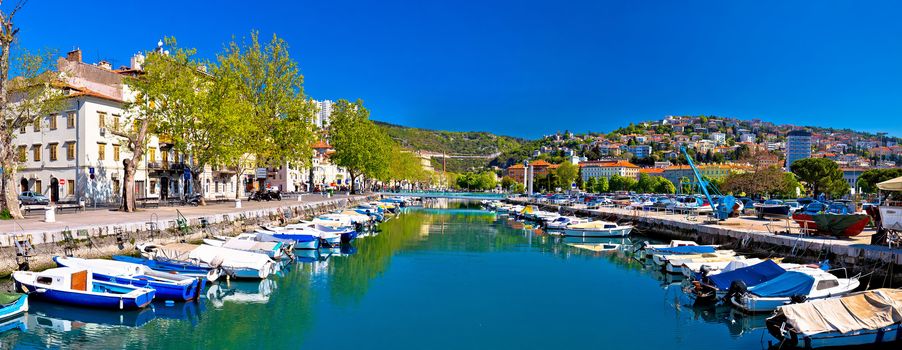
[0,194,362,243]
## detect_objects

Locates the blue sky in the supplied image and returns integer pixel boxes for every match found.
[14,0,902,138]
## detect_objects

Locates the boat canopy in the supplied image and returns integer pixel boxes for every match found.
[748,271,815,297]
[708,260,785,291]
[654,246,716,255]
[877,176,902,192]
[777,288,902,336]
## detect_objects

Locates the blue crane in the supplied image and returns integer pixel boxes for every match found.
[680,146,736,220]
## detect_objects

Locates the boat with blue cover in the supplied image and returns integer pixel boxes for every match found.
[13,267,155,310]
[0,292,28,325]
[729,268,860,313]
[256,226,322,249]
[689,260,787,303]
[112,255,218,280]
[53,256,205,302]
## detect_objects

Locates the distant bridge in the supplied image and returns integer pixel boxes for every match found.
[379,192,508,200]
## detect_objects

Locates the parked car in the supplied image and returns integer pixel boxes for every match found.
[18,191,49,205]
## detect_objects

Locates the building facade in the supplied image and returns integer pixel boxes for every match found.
[786,129,812,169]
[579,160,639,183]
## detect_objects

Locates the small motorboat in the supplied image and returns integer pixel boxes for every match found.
[765,288,902,348]
[203,236,286,259]
[138,243,275,280]
[0,292,28,323]
[53,256,205,302]
[13,267,155,310]
[665,256,753,275]
[545,216,591,230]
[111,255,218,280]
[635,240,705,258]
[562,221,632,238]
[649,246,733,267]
[686,259,787,304]
[729,267,860,313]
[260,225,330,249]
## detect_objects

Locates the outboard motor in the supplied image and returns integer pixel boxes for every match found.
[699,265,712,278]
[724,280,748,302]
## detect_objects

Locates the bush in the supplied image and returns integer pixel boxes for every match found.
[0,209,11,220]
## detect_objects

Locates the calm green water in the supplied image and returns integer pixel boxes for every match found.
[0,201,772,349]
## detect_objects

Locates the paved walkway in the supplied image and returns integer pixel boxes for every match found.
[1,194,363,235]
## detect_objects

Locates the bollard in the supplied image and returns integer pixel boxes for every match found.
[235,199,242,208]
[297,194,303,202]
[44,206,56,223]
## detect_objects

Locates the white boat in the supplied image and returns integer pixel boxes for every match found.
[730,267,860,313]
[203,237,285,259]
[545,216,591,230]
[680,258,765,278]
[138,243,275,280]
[665,255,749,274]
[562,221,632,238]
[766,288,902,348]
[651,249,736,267]
[635,240,706,258]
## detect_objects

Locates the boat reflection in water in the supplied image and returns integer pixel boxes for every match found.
[207,279,277,308]
[0,315,26,334]
[27,299,205,331]
[662,283,768,337]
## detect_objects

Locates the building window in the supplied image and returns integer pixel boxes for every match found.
[98,112,107,129]
[67,181,75,195]
[98,143,106,161]
[112,114,120,130]
[34,180,42,194]
[17,145,26,162]
[33,118,40,132]
[149,147,157,162]
[150,180,157,195]
[112,179,120,194]
[67,142,76,160]
[67,112,75,129]
[32,144,41,161]
[19,124,25,133]
[113,144,120,161]
[49,115,57,130]
[48,143,58,161]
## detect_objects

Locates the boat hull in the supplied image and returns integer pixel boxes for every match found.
[0,296,28,322]
[792,213,871,237]
[93,274,203,302]
[562,227,632,238]
[16,281,154,310]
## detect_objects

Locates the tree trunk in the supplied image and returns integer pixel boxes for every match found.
[191,169,206,206]
[349,171,357,194]
[1,164,23,218]
[234,170,244,199]
[120,159,137,212]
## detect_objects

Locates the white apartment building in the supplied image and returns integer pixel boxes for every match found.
[710,132,726,145]
[12,49,251,204]
[313,100,334,129]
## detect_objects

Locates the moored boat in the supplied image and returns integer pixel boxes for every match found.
[766,288,902,348]
[0,292,28,323]
[53,256,204,302]
[562,221,632,238]
[13,267,155,310]
[729,268,860,313]
[138,243,275,280]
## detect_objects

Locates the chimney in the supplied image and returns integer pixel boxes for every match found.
[66,49,82,62]
[97,60,112,70]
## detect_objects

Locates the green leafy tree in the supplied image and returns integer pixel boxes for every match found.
[330,99,391,193]
[555,162,579,190]
[653,177,676,194]
[635,173,655,193]
[609,174,636,192]
[500,176,517,192]
[1,46,66,217]
[857,168,902,193]
[594,176,609,193]
[790,158,849,197]
[585,177,597,193]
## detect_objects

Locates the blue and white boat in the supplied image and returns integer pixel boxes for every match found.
[138,243,275,280]
[257,227,323,249]
[730,268,860,313]
[53,256,205,302]
[203,236,286,259]
[112,255,217,280]
[13,267,155,310]
[0,292,28,324]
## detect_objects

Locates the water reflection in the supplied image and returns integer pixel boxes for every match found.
[207,279,276,307]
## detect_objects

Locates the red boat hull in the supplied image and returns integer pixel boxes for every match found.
[791,213,870,237]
